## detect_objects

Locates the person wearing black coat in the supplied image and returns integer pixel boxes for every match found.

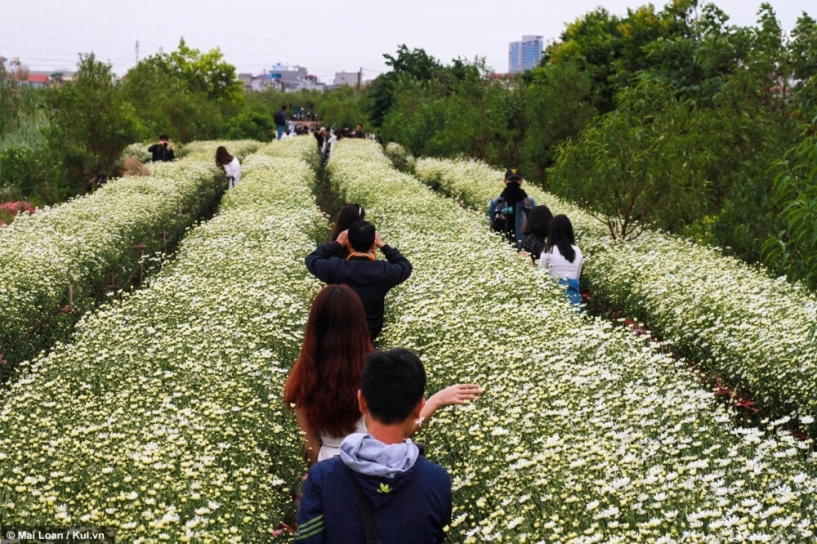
[147,134,175,162]
[305,220,412,341]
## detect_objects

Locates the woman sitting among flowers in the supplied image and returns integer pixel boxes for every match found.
[284,284,483,465]
[215,146,241,190]
[538,214,583,308]
[519,205,553,265]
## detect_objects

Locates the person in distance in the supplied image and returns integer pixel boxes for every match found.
[295,348,455,544]
[488,167,536,249]
[306,220,411,342]
[355,124,366,138]
[215,146,241,190]
[538,214,583,308]
[284,286,484,465]
[147,134,175,162]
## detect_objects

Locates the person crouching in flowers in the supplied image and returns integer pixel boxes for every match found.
[519,205,553,265]
[284,284,484,466]
[215,146,241,190]
[538,214,583,309]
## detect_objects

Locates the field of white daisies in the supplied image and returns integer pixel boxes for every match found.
[332,140,817,543]
[2,134,817,543]
[409,150,817,441]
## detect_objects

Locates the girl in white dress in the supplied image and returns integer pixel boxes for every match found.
[215,146,241,189]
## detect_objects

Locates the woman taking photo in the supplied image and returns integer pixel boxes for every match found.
[538,214,583,308]
[285,284,483,465]
[215,146,241,189]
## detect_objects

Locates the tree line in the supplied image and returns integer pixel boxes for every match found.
[365,0,817,289]
[0,39,366,205]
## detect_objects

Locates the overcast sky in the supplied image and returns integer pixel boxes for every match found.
[1,0,813,83]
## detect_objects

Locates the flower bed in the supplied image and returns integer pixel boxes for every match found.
[331,140,817,543]
[0,137,322,542]
[413,156,817,437]
[0,156,226,374]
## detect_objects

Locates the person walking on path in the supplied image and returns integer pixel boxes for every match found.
[295,348,456,544]
[305,220,412,342]
[274,105,288,140]
[147,134,175,162]
[215,146,241,190]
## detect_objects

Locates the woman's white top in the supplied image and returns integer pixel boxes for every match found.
[318,417,367,462]
[538,244,583,280]
[223,157,241,188]
[322,135,338,156]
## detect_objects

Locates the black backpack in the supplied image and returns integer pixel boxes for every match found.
[274,111,285,126]
[491,197,532,245]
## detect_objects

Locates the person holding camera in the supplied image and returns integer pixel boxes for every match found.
[147,134,175,162]
[488,168,536,250]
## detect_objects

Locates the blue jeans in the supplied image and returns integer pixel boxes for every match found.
[277,125,285,139]
[558,277,582,311]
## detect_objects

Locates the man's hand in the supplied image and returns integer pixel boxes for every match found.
[336,230,349,247]
[374,232,385,249]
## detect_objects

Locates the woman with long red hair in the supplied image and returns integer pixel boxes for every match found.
[285,284,372,464]
[285,284,484,465]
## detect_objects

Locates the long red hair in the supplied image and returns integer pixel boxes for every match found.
[284,284,373,437]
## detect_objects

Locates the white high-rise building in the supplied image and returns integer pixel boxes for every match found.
[509,35,544,73]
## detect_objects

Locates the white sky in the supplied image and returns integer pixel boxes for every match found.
[1,0,813,82]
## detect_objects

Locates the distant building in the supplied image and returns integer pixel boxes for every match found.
[237,67,326,93]
[508,35,544,73]
[333,71,359,87]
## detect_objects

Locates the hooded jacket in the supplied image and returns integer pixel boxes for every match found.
[305,241,412,339]
[295,433,452,544]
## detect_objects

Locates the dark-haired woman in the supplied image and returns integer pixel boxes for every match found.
[519,205,553,265]
[330,203,366,258]
[215,146,241,189]
[538,214,583,308]
[285,285,483,465]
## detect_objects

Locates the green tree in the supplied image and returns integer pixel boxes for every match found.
[45,54,138,199]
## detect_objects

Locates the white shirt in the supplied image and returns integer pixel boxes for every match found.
[322,135,337,156]
[223,157,241,188]
[538,244,583,280]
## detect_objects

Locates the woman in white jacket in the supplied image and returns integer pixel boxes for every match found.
[216,146,241,189]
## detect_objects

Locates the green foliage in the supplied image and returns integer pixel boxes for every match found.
[550,80,713,239]
[223,110,275,141]
[315,85,369,130]
[122,39,242,142]
[763,128,817,287]
[45,54,138,200]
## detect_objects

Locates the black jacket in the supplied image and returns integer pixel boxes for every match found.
[306,241,412,339]
[147,143,175,162]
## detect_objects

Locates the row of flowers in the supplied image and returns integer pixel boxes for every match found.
[0,141,262,375]
[411,155,817,438]
[0,137,322,543]
[329,139,817,543]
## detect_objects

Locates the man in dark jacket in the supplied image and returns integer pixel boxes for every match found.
[306,220,412,341]
[295,348,452,544]
[147,134,175,162]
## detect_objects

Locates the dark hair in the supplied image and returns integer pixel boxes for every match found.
[281,105,287,110]
[284,285,373,437]
[347,220,375,252]
[361,348,426,425]
[215,146,234,166]
[159,134,169,141]
[544,214,577,263]
[521,205,553,238]
[331,203,366,241]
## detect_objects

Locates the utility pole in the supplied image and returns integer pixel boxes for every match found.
[357,67,362,93]
[135,41,139,65]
